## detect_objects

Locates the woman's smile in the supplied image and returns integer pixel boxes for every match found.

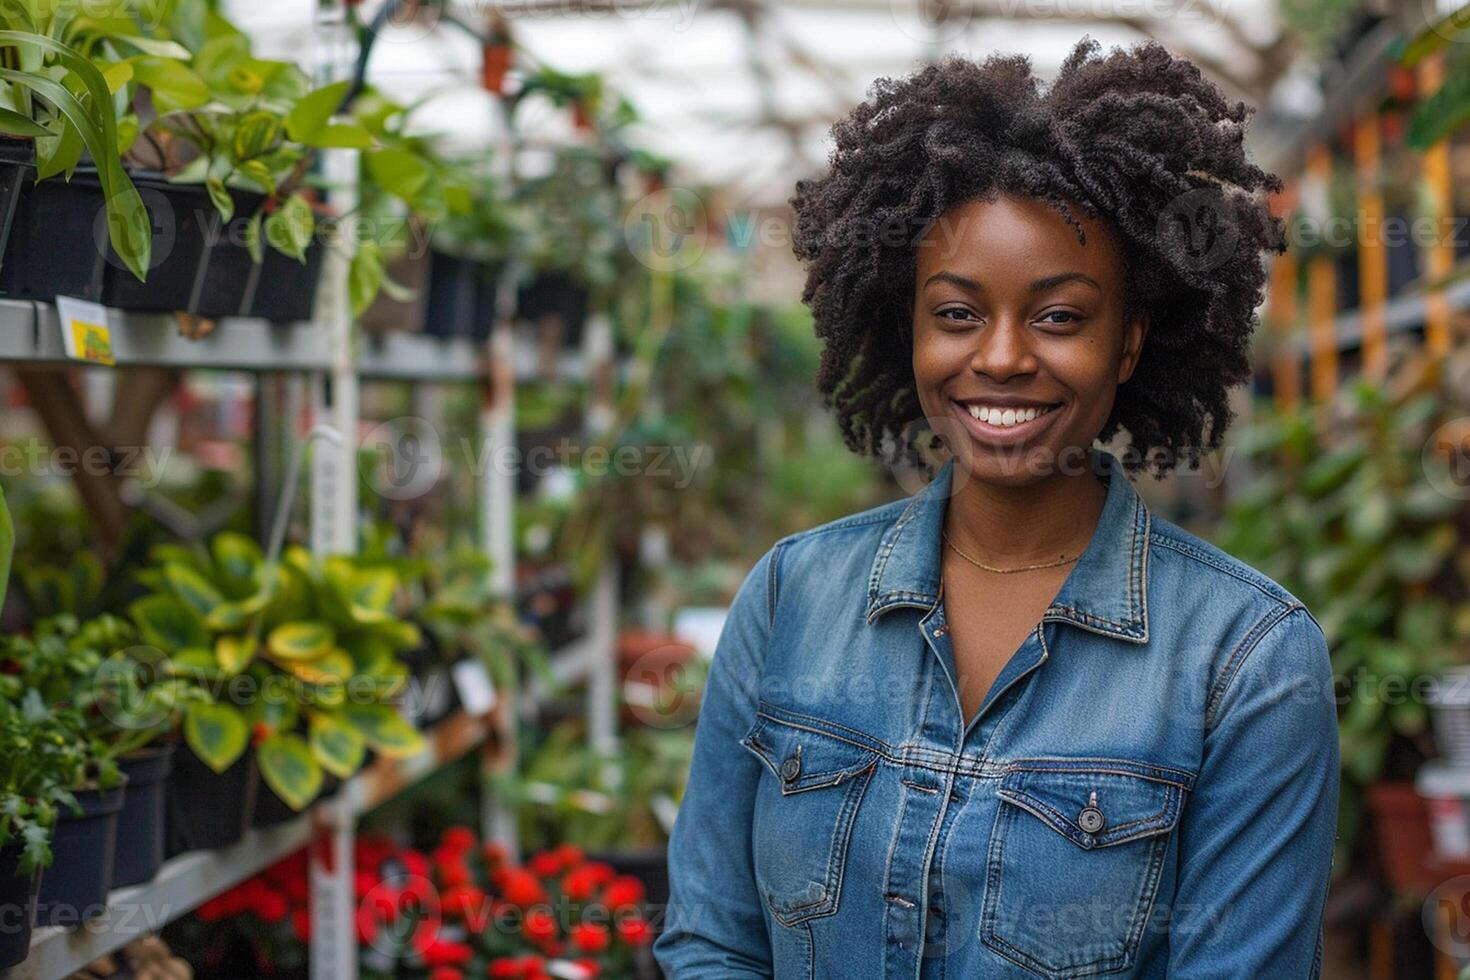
[949,396,1064,448]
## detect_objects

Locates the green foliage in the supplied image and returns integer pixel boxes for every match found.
[497,719,696,851]
[131,533,426,810]
[1213,374,1470,864]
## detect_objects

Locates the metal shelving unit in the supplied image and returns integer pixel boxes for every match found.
[0,6,626,977]
[4,711,491,980]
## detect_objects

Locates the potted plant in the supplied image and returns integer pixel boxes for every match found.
[130,533,427,828]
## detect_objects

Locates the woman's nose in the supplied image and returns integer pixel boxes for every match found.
[967,317,1037,381]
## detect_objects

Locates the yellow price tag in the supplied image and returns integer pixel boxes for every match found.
[54,297,116,366]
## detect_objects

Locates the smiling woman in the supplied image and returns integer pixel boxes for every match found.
[656,34,1339,980]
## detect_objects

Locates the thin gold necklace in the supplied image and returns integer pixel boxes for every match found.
[942,529,1082,574]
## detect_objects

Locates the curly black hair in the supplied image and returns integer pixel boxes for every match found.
[789,36,1286,477]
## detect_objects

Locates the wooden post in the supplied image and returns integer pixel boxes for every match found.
[1355,106,1388,377]
[1268,179,1301,409]
[1306,145,1338,401]
[1420,50,1454,356]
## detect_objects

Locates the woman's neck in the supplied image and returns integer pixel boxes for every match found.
[942,462,1108,567]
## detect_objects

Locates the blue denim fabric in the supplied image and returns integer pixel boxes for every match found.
[653,447,1339,980]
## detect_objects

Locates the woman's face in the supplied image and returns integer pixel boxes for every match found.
[910,194,1149,487]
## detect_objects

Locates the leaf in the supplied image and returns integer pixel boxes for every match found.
[184,701,248,774]
[340,703,424,758]
[267,621,335,661]
[231,110,282,161]
[215,634,257,674]
[0,108,47,137]
[244,210,263,263]
[0,36,152,278]
[115,113,138,157]
[100,61,134,94]
[129,594,210,652]
[308,712,365,778]
[164,561,224,618]
[366,147,432,203]
[105,36,192,59]
[203,591,269,631]
[205,176,233,221]
[349,238,384,315]
[236,160,275,194]
[129,57,210,113]
[256,733,322,810]
[306,122,371,149]
[284,79,349,144]
[264,193,314,262]
[275,647,353,684]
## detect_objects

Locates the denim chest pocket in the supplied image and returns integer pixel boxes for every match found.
[741,709,881,927]
[980,761,1193,978]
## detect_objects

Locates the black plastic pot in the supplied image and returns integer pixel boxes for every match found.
[113,742,176,888]
[243,241,325,322]
[0,143,265,316]
[0,842,41,970]
[36,780,127,927]
[424,251,499,340]
[517,269,589,349]
[166,750,258,857]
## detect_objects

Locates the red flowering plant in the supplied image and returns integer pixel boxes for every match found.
[362,826,654,980]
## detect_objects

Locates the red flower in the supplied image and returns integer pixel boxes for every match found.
[438,862,471,889]
[355,904,379,945]
[442,884,487,923]
[401,848,430,879]
[522,907,558,945]
[257,889,289,924]
[603,875,644,909]
[561,865,600,902]
[554,843,584,868]
[197,896,225,922]
[487,960,521,978]
[528,850,561,877]
[571,921,609,954]
[421,938,473,968]
[354,870,380,899]
[571,959,602,978]
[482,841,508,867]
[441,825,477,854]
[429,969,464,980]
[584,862,616,886]
[500,868,548,907]
[292,907,311,942]
[616,915,652,946]
[251,721,271,746]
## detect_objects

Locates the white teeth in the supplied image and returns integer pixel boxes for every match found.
[963,404,1054,428]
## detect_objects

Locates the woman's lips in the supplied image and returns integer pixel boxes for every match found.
[950,398,1061,447]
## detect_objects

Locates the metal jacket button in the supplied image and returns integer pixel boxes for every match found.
[1078,791,1104,833]
[781,754,801,781]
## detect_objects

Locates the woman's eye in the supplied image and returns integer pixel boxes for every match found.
[936,307,978,324]
[1038,310,1082,326]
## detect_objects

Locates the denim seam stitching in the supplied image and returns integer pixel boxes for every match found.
[1204,603,1304,731]
[1149,532,1302,606]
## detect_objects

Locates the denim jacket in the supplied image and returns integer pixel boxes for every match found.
[653,447,1339,980]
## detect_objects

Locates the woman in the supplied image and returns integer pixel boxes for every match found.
[653,37,1338,979]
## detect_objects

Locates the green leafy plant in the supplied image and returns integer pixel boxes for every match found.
[1214,365,1470,863]
[0,24,151,277]
[130,533,426,811]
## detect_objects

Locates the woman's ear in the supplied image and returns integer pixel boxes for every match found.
[1118,310,1150,384]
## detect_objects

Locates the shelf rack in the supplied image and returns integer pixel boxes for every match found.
[3,711,491,980]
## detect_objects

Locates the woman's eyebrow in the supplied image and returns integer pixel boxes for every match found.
[921,270,1102,293]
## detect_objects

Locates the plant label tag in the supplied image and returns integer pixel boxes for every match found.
[55,296,115,366]
[452,659,497,715]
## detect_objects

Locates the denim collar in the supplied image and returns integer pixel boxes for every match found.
[864,446,1151,644]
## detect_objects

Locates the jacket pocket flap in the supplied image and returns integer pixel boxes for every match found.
[996,760,1192,849]
[741,711,879,794]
